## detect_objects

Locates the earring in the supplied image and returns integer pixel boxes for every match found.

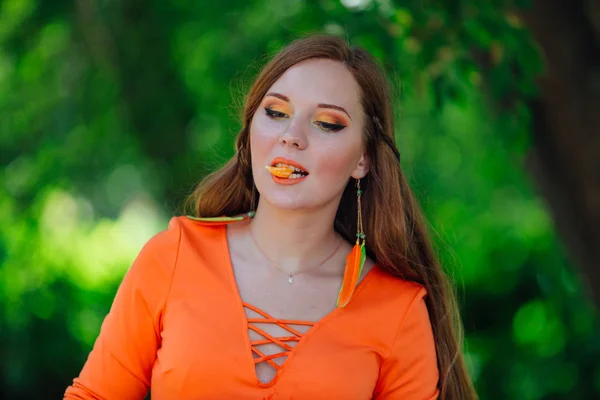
[336,178,367,308]
[248,185,257,218]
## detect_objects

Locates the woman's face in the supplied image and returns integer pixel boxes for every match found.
[250,58,369,212]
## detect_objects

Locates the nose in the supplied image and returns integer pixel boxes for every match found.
[279,121,307,150]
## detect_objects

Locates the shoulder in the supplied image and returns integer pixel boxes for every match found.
[358,267,431,342]
[369,268,435,350]
[168,215,229,249]
[127,217,185,280]
[371,270,439,398]
[134,217,183,261]
[142,215,229,253]
[134,216,223,267]
[368,267,428,310]
[170,215,237,239]
[128,216,228,285]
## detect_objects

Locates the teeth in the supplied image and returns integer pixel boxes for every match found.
[289,174,302,179]
[272,162,305,173]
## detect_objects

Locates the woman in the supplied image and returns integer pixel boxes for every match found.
[65,35,476,399]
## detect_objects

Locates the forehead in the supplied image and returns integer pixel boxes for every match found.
[267,59,362,111]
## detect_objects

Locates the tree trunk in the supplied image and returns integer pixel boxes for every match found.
[521,0,600,309]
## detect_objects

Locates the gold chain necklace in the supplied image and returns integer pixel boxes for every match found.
[248,226,342,284]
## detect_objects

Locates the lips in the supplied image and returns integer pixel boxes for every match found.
[269,157,309,173]
[265,157,309,183]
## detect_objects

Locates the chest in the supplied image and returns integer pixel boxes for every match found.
[230,249,346,385]
[153,285,382,399]
[150,223,385,398]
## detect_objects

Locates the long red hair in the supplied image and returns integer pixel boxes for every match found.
[186,35,476,399]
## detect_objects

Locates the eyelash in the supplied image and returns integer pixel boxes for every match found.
[314,121,346,132]
[264,107,346,133]
[265,107,287,119]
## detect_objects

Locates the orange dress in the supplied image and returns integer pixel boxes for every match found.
[64,217,439,399]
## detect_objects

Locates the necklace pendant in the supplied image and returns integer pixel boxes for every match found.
[288,273,294,284]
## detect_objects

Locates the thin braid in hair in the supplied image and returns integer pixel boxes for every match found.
[372,116,400,162]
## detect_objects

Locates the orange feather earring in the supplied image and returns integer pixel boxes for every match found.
[336,179,366,308]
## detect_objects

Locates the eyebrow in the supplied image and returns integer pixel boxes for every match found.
[265,92,352,120]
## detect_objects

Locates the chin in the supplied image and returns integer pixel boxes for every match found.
[255,176,335,212]
[260,190,310,211]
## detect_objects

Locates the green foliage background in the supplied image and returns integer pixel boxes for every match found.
[1,0,599,399]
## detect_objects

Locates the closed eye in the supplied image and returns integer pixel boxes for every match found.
[315,121,346,132]
[265,107,288,119]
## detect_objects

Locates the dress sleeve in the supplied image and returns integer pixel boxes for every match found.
[374,287,440,400]
[64,218,181,400]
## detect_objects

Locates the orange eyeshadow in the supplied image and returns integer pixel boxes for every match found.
[314,112,348,126]
[263,100,291,114]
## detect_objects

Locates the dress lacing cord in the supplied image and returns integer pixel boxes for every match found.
[243,302,315,370]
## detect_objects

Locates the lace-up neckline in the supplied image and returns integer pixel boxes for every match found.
[243,302,315,373]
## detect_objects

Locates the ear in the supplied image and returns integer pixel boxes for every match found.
[350,152,370,180]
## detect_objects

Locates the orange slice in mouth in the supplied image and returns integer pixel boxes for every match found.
[265,165,294,178]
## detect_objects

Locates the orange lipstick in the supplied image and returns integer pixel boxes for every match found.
[266,157,309,185]
[269,157,308,172]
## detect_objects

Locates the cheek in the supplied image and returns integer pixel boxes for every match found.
[251,113,289,141]
[312,138,363,182]
[249,116,276,159]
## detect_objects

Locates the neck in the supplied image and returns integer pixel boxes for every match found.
[248,198,342,275]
